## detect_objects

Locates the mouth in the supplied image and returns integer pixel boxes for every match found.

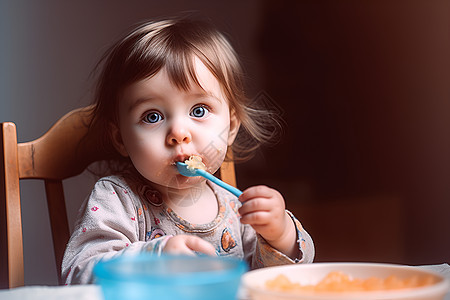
[171,154,198,165]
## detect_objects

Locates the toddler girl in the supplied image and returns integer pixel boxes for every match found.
[62,17,314,284]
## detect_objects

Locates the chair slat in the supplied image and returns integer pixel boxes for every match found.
[219,150,237,188]
[44,179,69,285]
[1,122,24,288]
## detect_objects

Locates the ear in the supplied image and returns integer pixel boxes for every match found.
[109,122,129,157]
[227,110,241,146]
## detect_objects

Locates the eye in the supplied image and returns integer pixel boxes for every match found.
[143,111,163,124]
[190,105,209,118]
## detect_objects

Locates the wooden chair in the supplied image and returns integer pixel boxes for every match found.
[0,105,237,288]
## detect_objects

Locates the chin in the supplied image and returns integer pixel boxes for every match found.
[159,174,205,190]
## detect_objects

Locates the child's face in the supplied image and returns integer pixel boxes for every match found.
[113,58,239,191]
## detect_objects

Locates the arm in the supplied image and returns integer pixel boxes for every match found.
[62,178,171,284]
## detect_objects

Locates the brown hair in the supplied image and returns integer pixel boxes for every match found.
[90,16,282,173]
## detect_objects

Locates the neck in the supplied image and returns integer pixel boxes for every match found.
[163,181,218,224]
[162,181,209,208]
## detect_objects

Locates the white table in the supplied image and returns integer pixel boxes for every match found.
[0,284,102,300]
[1,264,449,300]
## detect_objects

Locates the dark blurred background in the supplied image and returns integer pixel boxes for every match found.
[1,0,449,285]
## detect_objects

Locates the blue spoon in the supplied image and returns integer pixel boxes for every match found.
[176,162,242,197]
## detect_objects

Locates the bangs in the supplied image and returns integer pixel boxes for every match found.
[163,47,203,91]
[125,20,220,92]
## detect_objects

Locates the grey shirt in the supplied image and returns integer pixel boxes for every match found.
[62,175,314,284]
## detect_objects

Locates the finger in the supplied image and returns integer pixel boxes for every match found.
[239,211,273,226]
[164,240,197,256]
[185,236,216,256]
[238,197,272,216]
[239,185,273,202]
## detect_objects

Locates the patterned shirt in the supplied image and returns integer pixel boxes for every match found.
[62,175,315,284]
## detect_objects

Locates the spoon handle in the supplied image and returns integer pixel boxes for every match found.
[197,169,242,197]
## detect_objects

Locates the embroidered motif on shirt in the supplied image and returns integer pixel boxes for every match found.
[143,187,163,206]
[221,228,237,252]
[149,228,166,241]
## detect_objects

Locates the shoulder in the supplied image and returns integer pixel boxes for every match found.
[89,175,138,205]
[96,175,130,188]
[92,175,134,194]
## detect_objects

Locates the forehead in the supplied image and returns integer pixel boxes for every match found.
[191,57,223,96]
[123,57,225,103]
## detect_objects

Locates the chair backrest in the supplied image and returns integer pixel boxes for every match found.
[0,105,237,288]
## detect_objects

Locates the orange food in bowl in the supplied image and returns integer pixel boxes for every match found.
[265,271,437,293]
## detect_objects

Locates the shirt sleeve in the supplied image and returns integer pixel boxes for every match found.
[61,178,171,284]
[242,210,315,269]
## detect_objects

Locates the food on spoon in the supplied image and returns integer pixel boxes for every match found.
[184,155,206,171]
[265,271,437,293]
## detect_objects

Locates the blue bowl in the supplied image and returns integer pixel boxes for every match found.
[93,254,247,300]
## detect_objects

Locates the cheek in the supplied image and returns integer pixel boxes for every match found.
[200,125,230,173]
[121,129,164,166]
[127,140,169,182]
[207,147,228,174]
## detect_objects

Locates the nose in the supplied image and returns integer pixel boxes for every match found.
[166,121,192,145]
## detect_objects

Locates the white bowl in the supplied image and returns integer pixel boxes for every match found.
[242,262,449,300]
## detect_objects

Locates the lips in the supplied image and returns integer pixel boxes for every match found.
[173,154,191,163]
[173,153,206,164]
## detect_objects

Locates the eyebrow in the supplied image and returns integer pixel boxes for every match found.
[189,92,223,104]
[128,97,158,113]
[128,92,222,113]
[193,91,219,99]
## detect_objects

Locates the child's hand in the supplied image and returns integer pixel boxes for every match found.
[163,234,216,256]
[238,185,299,258]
